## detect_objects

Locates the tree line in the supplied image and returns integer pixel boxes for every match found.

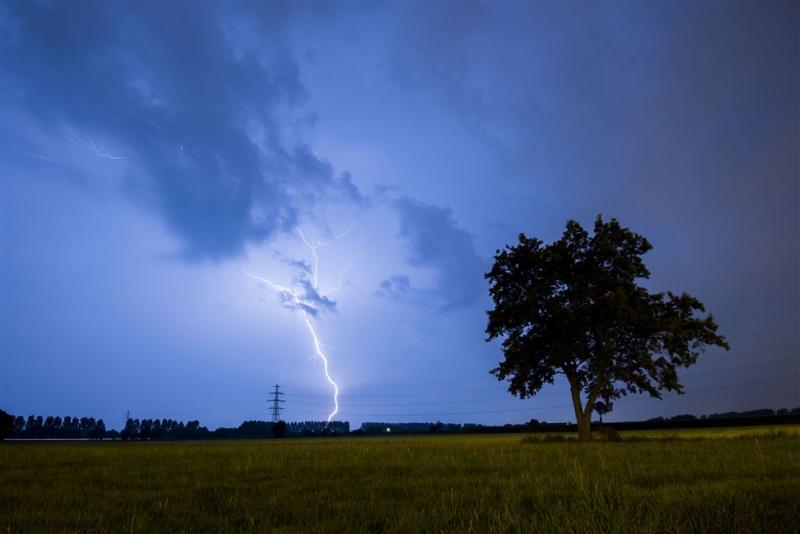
[0,410,351,440]
[647,408,800,422]
[214,420,350,438]
[357,422,479,434]
[2,407,798,441]
[7,414,107,439]
[121,418,210,440]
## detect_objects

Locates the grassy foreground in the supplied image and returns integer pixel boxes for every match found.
[2,430,799,533]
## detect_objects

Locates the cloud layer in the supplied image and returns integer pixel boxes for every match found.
[2,0,356,259]
[383,197,486,309]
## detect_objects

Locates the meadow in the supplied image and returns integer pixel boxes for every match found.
[2,428,799,533]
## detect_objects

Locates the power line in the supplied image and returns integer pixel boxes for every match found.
[700,341,798,363]
[279,340,798,398]
[287,360,798,408]
[286,357,797,410]
[681,356,797,380]
[282,350,798,405]
[285,374,799,418]
[724,322,798,341]
[221,341,799,421]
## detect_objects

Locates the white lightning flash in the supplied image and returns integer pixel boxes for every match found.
[71,134,127,160]
[240,228,354,424]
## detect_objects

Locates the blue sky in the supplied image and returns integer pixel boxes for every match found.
[1,0,797,429]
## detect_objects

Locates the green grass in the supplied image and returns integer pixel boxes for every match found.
[617,424,800,440]
[2,431,799,533]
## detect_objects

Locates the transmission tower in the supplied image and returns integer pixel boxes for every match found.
[268,384,285,422]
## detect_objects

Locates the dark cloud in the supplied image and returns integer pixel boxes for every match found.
[375,274,413,302]
[384,2,502,150]
[1,0,359,260]
[295,278,336,317]
[390,197,485,309]
[252,271,335,318]
[273,251,313,275]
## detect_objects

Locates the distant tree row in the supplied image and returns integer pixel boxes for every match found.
[8,415,107,439]
[647,407,800,422]
[358,422,483,435]
[121,418,211,440]
[2,407,797,441]
[287,420,350,436]
[1,413,210,441]
[1,413,351,440]
[214,420,350,438]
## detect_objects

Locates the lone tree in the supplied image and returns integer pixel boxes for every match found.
[486,216,728,441]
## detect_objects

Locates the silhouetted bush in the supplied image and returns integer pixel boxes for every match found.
[429,421,444,434]
[272,420,287,438]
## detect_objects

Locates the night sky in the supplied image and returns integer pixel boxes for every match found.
[1,0,797,430]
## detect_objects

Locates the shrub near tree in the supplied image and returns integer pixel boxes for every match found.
[486,216,728,441]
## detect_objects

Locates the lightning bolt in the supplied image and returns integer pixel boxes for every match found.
[240,227,354,424]
[71,134,127,160]
[301,310,339,422]
[321,260,355,298]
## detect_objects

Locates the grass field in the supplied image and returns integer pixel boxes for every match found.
[2,428,799,533]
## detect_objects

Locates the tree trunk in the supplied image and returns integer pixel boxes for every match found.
[577,412,592,442]
[567,376,593,441]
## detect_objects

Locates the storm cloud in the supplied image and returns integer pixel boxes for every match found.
[1,0,357,259]
[387,197,486,310]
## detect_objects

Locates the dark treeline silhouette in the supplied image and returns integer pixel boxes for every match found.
[2,408,797,440]
[214,420,350,438]
[357,422,480,435]
[484,408,800,435]
[350,408,800,435]
[647,408,798,421]
[287,420,349,436]
[2,414,349,440]
[7,414,108,440]
[121,418,211,440]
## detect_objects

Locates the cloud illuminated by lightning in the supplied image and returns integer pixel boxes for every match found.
[240,227,355,423]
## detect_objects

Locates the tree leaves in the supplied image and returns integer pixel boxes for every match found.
[486,216,728,424]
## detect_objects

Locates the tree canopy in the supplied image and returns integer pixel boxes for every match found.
[486,216,728,440]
